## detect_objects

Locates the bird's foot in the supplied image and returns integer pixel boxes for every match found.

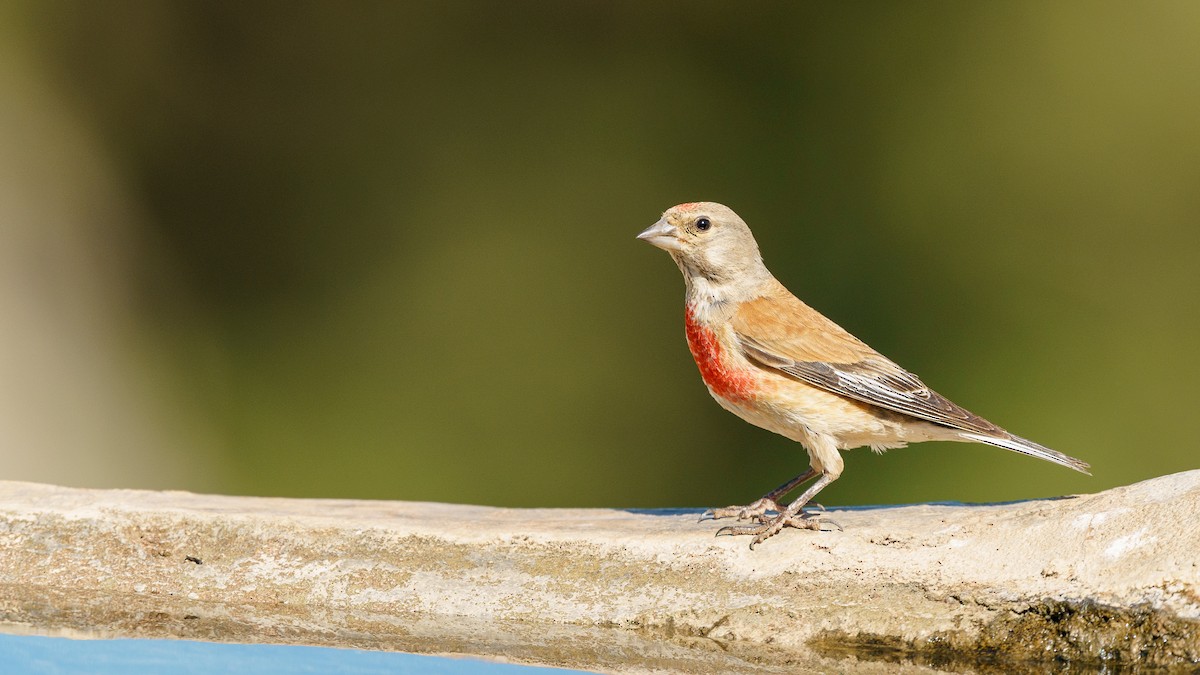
[700,497,783,523]
[715,511,841,548]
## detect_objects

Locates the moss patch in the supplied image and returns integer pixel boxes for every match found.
[811,599,1200,672]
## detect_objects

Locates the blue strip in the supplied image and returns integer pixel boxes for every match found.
[0,632,589,675]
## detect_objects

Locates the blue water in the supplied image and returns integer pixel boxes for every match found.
[0,633,589,674]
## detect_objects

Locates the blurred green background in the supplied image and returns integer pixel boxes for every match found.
[1,2,1196,509]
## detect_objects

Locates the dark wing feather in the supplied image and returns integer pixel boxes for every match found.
[738,335,1003,435]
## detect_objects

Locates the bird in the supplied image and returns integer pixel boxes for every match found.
[637,201,1089,548]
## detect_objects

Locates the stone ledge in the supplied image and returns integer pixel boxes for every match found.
[0,474,1197,673]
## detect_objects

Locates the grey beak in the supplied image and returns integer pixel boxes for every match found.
[636,218,683,252]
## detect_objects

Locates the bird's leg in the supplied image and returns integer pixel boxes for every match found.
[715,471,838,548]
[701,467,818,522]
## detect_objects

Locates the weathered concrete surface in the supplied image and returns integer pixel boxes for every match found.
[0,474,1198,673]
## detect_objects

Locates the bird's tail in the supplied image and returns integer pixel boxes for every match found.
[958,431,1091,475]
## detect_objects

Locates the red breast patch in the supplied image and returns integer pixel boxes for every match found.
[684,306,757,402]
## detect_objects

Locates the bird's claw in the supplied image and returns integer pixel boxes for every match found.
[698,498,783,523]
[714,510,840,548]
[816,516,843,532]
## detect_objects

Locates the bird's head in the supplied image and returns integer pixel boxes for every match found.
[637,202,771,295]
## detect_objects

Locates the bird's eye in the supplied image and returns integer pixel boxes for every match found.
[695,217,711,231]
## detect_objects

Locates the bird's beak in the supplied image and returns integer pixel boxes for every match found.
[636,219,683,252]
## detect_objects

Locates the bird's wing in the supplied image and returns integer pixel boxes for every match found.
[731,289,1003,435]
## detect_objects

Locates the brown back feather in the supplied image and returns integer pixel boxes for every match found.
[732,282,1004,435]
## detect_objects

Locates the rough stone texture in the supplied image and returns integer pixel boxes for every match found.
[0,473,1198,673]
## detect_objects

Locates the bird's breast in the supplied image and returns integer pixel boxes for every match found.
[684,305,758,403]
